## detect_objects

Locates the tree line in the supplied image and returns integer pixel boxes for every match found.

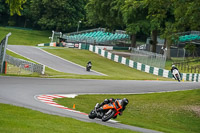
[1,0,200,57]
[0,0,87,32]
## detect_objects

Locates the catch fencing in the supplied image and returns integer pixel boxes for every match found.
[130,48,167,69]
[5,54,45,74]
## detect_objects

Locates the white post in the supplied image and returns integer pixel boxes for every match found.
[1,32,11,73]
[77,21,81,33]
[42,65,45,75]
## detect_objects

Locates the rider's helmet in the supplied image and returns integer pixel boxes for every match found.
[109,98,115,103]
[122,98,129,106]
[172,64,175,68]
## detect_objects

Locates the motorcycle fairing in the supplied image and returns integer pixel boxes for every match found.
[102,101,123,110]
[102,103,114,110]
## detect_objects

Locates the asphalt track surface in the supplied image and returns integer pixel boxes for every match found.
[1,45,200,132]
[7,45,104,75]
[1,77,200,133]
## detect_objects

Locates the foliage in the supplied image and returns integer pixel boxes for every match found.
[174,0,200,31]
[145,0,173,31]
[5,0,26,16]
[121,0,149,35]
[2,0,200,56]
[185,43,197,58]
[30,0,86,31]
[86,0,124,31]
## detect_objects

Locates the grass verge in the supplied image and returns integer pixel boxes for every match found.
[0,103,136,133]
[5,47,172,80]
[54,89,200,133]
[42,47,171,80]
[0,26,50,46]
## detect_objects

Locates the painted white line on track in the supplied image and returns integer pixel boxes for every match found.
[7,47,61,72]
[7,46,107,76]
[37,47,107,76]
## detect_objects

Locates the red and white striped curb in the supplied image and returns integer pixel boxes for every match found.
[35,94,88,115]
[35,94,118,123]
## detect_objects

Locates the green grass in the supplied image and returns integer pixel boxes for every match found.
[5,50,41,77]
[0,26,51,46]
[42,47,170,80]
[6,49,78,77]
[5,47,171,80]
[1,27,200,133]
[55,89,200,133]
[0,103,137,133]
[6,50,37,63]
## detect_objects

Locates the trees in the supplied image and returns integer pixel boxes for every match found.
[121,0,149,47]
[2,0,200,54]
[0,0,9,25]
[86,0,149,47]
[185,43,197,58]
[5,0,26,16]
[30,0,86,31]
[2,0,87,31]
[85,0,174,50]
[86,0,124,31]
[145,0,174,52]
[174,0,200,31]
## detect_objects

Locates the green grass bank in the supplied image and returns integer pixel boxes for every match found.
[0,26,50,45]
[0,103,136,133]
[55,89,200,133]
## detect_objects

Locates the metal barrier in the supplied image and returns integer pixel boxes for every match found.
[5,54,45,74]
[0,33,11,73]
[130,48,167,69]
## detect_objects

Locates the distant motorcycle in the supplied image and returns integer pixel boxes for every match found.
[88,101,123,122]
[86,63,92,71]
[172,69,181,82]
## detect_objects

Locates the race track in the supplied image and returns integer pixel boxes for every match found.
[2,45,200,133]
[0,76,199,133]
[7,45,104,75]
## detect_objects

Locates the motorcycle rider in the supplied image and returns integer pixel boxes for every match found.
[86,61,92,71]
[96,98,129,118]
[171,65,181,79]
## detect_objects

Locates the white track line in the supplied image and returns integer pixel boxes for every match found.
[37,47,107,76]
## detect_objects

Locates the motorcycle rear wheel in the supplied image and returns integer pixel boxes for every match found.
[175,74,180,82]
[102,109,116,122]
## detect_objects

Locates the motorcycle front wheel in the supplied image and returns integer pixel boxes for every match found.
[102,109,116,122]
[88,110,97,119]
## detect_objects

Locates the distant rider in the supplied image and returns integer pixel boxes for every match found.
[87,61,92,68]
[171,65,181,79]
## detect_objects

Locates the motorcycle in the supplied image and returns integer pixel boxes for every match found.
[86,63,92,71]
[172,69,181,82]
[88,100,123,122]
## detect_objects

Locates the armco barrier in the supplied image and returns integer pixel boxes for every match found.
[5,54,45,74]
[81,44,200,82]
